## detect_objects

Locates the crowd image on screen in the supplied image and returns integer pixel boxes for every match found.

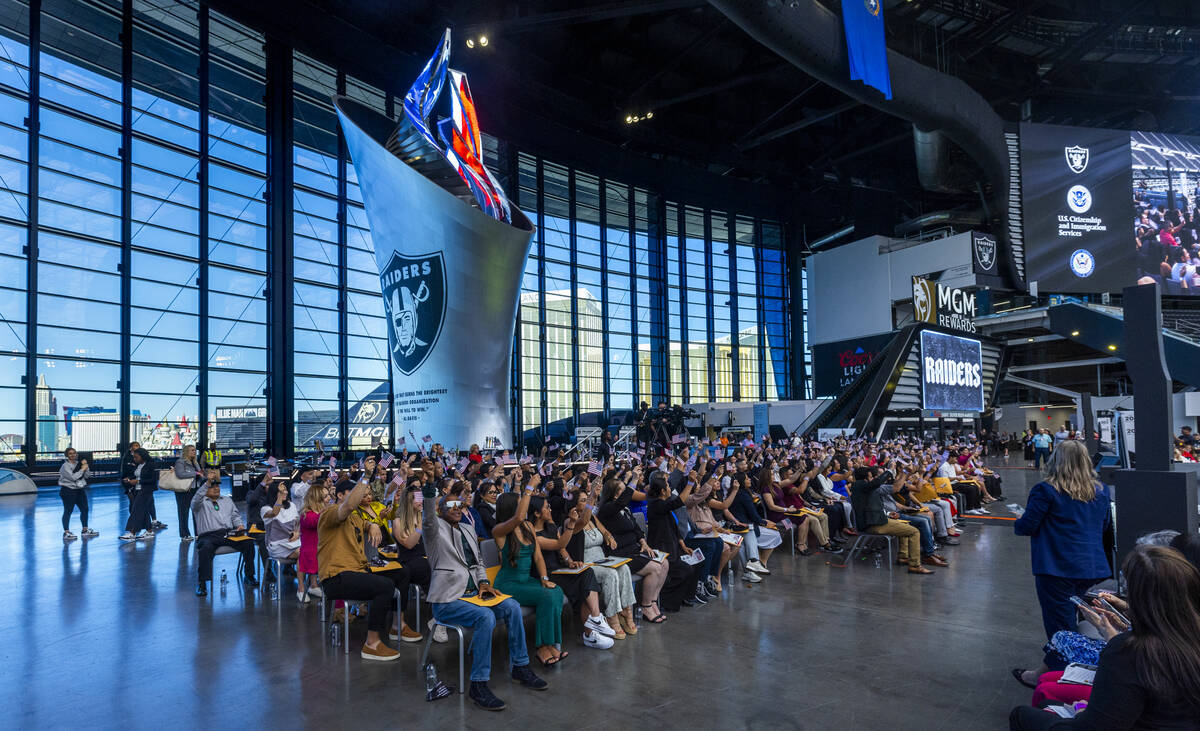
[1133,179,1200,294]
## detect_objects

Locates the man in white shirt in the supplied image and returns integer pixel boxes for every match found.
[291,469,315,502]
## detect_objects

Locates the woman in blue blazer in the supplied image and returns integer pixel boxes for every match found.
[1011,439,1112,688]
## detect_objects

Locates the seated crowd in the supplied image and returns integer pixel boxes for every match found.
[72,433,999,711]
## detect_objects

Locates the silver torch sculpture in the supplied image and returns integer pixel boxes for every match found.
[335,29,534,450]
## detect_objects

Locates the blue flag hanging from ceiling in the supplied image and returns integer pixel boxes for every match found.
[842,0,893,100]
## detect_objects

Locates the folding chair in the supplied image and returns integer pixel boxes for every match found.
[833,533,896,574]
[418,538,497,694]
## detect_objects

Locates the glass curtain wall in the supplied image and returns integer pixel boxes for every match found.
[0,0,793,466]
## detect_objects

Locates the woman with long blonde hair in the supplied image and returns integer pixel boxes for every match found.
[1012,439,1113,688]
[388,482,434,638]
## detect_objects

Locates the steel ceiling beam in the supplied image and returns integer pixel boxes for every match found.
[462,0,706,36]
[647,63,789,111]
[737,99,860,152]
[625,18,728,105]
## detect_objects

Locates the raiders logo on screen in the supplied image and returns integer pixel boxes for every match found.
[972,232,997,273]
[1064,145,1089,174]
[380,251,446,376]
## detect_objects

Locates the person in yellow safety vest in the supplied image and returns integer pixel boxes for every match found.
[202,442,222,471]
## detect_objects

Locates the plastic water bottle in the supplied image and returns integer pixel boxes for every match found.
[424,662,439,695]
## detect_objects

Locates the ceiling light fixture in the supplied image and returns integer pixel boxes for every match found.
[465,38,475,48]
[1071,330,1080,336]
[1107,344,1118,351]
[478,35,489,47]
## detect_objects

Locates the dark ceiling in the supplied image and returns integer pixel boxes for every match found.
[215,0,1200,240]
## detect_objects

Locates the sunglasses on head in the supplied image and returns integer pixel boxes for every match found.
[444,500,463,508]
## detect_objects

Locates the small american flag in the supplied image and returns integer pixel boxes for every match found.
[587,460,602,476]
[327,467,336,481]
[671,433,686,444]
[396,436,405,447]
[329,456,337,468]
[266,456,277,467]
[388,472,403,490]
[267,466,280,477]
[422,434,432,443]
[378,451,395,469]
[684,453,697,472]
[456,457,469,471]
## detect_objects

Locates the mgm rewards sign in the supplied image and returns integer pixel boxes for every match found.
[912,276,977,334]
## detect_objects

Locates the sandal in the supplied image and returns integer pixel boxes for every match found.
[618,613,638,635]
[639,603,666,623]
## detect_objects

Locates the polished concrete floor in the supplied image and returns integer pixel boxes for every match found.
[1,463,1048,730]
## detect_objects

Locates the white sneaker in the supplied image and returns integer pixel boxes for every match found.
[741,571,762,583]
[428,619,448,644]
[583,629,614,649]
[119,532,136,541]
[584,615,616,637]
[307,586,324,598]
[81,528,99,537]
[746,559,770,574]
[63,530,77,541]
[296,589,310,604]
[135,530,154,540]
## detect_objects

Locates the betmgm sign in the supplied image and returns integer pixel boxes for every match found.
[912,276,977,334]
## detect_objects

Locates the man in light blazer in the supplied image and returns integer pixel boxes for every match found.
[421,470,548,711]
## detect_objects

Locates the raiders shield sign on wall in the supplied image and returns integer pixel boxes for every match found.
[380,250,447,376]
[972,232,998,274]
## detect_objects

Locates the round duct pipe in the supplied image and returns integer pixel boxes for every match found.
[709,0,1024,288]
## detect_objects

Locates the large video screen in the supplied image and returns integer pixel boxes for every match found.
[1020,123,1200,295]
[1020,123,1134,293]
[1132,132,1200,295]
[920,330,983,413]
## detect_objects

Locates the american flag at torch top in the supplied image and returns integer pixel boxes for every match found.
[587,460,602,477]
[378,452,395,469]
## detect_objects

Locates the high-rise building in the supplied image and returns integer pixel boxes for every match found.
[35,374,57,453]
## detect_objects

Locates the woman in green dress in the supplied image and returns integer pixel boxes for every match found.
[493,483,567,666]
